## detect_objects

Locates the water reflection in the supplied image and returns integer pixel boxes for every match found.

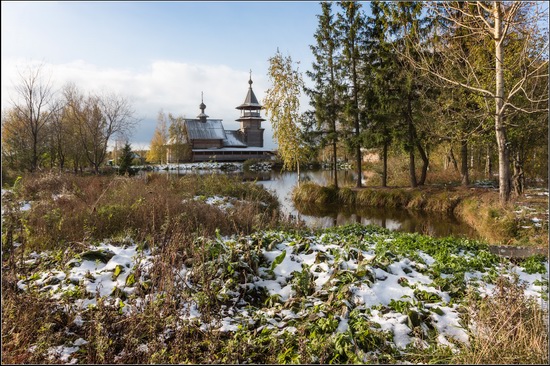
[258,170,479,240]
[152,167,479,239]
[298,204,479,239]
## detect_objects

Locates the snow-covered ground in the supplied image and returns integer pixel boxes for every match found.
[4,185,548,363]
[15,217,548,363]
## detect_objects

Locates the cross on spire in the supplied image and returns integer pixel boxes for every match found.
[198,91,208,122]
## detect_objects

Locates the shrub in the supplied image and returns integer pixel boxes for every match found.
[454,275,548,364]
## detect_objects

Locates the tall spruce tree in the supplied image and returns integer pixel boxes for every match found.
[366,1,402,187]
[336,1,369,188]
[380,1,431,187]
[306,2,344,188]
[118,141,134,176]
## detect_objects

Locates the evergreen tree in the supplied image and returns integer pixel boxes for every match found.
[365,1,402,187]
[379,1,431,187]
[118,141,134,176]
[306,1,344,188]
[336,1,369,188]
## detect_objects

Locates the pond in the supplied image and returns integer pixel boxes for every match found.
[150,166,480,240]
[256,170,481,240]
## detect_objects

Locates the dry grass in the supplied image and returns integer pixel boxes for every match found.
[364,155,469,188]
[1,221,284,363]
[2,172,284,254]
[291,181,338,206]
[1,171,296,364]
[294,183,471,213]
[1,286,78,364]
[455,195,520,244]
[2,171,547,363]
[453,275,549,364]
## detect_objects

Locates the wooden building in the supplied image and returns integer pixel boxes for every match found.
[167,74,274,163]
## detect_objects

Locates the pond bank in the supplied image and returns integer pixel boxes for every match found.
[292,182,549,250]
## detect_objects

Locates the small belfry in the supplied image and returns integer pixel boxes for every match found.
[197,92,208,122]
[235,71,265,147]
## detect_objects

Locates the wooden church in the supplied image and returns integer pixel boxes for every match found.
[167,74,274,163]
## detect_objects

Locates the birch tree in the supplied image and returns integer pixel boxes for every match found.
[1,108,34,171]
[264,50,308,180]
[147,110,169,164]
[60,83,87,173]
[67,89,136,174]
[408,1,548,203]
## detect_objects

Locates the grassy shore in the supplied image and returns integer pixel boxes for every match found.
[2,172,548,364]
[292,182,549,248]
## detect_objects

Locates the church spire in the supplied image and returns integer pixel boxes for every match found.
[197,91,208,122]
[236,72,265,147]
[237,72,261,108]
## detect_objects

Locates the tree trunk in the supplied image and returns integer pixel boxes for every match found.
[460,139,470,186]
[448,147,459,173]
[352,52,362,188]
[494,2,511,204]
[416,140,429,186]
[512,148,524,197]
[31,136,38,172]
[406,98,417,188]
[297,160,301,187]
[354,111,362,189]
[356,143,362,188]
[411,123,428,186]
[485,145,493,180]
[382,140,388,187]
[332,139,338,188]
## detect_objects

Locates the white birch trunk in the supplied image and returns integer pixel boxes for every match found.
[494,2,511,204]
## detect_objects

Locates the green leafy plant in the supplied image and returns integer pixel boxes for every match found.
[520,255,548,274]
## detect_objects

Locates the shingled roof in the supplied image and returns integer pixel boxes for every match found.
[223,130,247,147]
[236,77,262,110]
[185,119,226,140]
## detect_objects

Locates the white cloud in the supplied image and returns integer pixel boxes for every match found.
[1,58,279,149]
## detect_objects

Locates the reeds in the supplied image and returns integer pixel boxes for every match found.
[293,182,465,212]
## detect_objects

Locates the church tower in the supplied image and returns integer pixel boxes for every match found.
[236,72,265,147]
[197,92,208,122]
